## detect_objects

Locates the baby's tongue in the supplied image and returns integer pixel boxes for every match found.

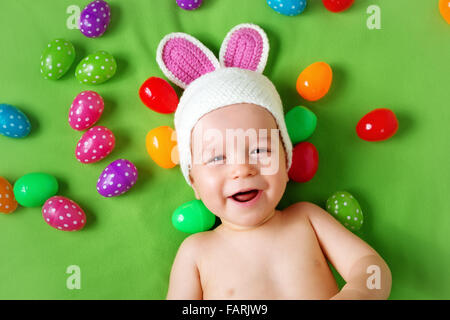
[233,190,258,202]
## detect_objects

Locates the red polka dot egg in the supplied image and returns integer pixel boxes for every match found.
[42,196,86,231]
[68,91,104,131]
[75,126,115,163]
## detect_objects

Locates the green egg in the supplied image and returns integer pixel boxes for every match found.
[75,50,117,85]
[285,106,317,144]
[13,173,58,207]
[326,191,364,231]
[172,200,216,234]
[40,39,75,80]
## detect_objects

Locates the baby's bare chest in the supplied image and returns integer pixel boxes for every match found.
[198,221,339,299]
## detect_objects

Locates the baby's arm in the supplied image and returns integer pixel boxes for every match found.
[166,235,203,300]
[294,201,392,300]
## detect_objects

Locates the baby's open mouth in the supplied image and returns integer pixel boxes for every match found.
[230,189,260,202]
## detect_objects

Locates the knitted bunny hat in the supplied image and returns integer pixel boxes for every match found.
[156,23,293,187]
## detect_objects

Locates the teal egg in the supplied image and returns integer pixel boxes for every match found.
[40,39,75,80]
[285,105,317,144]
[75,50,117,85]
[0,104,31,138]
[326,191,363,231]
[172,200,216,233]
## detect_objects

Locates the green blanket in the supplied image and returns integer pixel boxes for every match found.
[1,0,449,299]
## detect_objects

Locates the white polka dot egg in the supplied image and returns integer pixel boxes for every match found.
[326,191,364,231]
[0,104,31,138]
[266,0,307,16]
[40,39,75,80]
[75,125,115,164]
[69,91,104,131]
[97,159,138,197]
[42,196,86,231]
[75,50,117,85]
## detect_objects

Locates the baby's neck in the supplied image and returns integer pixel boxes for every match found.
[216,209,279,233]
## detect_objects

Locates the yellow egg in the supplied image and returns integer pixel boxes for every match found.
[145,126,178,169]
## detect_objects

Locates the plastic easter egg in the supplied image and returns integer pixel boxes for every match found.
[176,0,203,10]
[267,0,307,16]
[0,104,31,138]
[97,159,138,197]
[296,62,333,101]
[79,0,111,38]
[172,200,216,233]
[322,0,354,13]
[146,126,178,169]
[326,191,363,231]
[288,142,319,183]
[0,177,18,214]
[356,108,398,142]
[139,77,179,114]
[75,126,115,163]
[285,106,317,144]
[40,39,75,80]
[75,50,117,85]
[42,196,86,231]
[68,91,104,130]
[13,173,58,207]
[439,0,450,24]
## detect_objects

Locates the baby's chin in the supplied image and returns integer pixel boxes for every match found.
[218,208,276,230]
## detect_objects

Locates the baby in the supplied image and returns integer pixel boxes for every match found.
[156,24,392,300]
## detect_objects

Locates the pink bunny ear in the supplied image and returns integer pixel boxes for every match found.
[156,33,220,89]
[219,23,269,73]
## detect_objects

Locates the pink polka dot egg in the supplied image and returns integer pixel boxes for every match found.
[97,159,138,197]
[176,0,202,10]
[75,125,115,164]
[42,196,86,231]
[69,91,104,131]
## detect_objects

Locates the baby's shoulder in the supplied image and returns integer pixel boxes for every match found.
[281,201,323,221]
[177,230,215,257]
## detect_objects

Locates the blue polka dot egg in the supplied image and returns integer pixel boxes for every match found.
[0,104,31,138]
[267,0,307,16]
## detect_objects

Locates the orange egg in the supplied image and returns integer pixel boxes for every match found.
[296,62,333,101]
[146,126,179,169]
[0,177,18,214]
[439,0,450,24]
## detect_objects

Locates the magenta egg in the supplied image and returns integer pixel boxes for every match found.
[97,159,138,197]
[42,196,86,231]
[75,126,115,164]
[79,0,111,38]
[68,91,104,131]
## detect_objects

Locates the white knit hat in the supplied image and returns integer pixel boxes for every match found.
[156,23,293,187]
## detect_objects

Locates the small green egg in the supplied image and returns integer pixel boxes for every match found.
[172,200,216,233]
[75,50,117,85]
[40,39,75,80]
[326,191,363,231]
[13,173,58,207]
[285,105,317,144]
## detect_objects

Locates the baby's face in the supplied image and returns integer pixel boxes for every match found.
[189,103,289,229]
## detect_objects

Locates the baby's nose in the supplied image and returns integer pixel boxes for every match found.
[229,160,257,180]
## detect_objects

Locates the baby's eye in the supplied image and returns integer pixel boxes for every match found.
[207,155,225,164]
[251,148,270,155]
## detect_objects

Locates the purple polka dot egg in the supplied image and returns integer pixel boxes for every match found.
[79,0,111,38]
[176,0,202,10]
[97,159,138,197]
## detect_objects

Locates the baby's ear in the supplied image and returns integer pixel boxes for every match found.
[189,174,201,200]
[156,32,220,89]
[219,23,269,73]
